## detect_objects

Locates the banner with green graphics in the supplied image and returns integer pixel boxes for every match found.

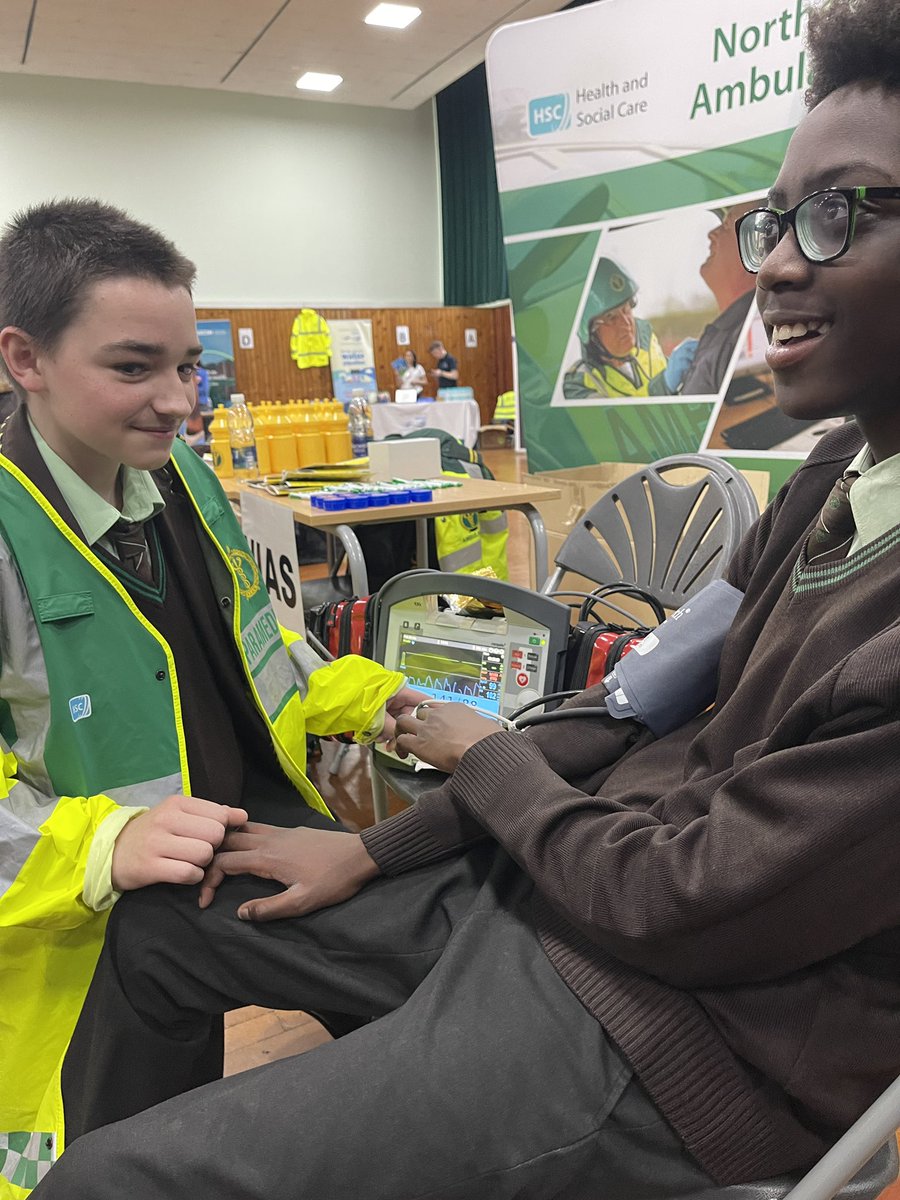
[486,0,836,493]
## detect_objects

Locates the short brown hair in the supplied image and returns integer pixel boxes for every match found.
[0,198,196,352]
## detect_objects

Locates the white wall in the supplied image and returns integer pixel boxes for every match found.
[0,73,443,307]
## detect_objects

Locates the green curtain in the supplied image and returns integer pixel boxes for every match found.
[436,65,507,306]
[435,0,603,307]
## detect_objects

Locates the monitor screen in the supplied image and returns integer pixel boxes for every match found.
[397,631,505,715]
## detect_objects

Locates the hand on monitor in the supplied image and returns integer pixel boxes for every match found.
[379,686,431,742]
[392,702,501,773]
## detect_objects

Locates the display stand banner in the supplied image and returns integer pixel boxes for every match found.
[197,319,236,408]
[330,319,378,407]
[486,0,830,489]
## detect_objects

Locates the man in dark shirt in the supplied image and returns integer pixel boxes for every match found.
[679,200,759,396]
[33,1,900,1197]
[428,338,459,391]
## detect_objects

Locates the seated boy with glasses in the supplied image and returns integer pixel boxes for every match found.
[32,0,900,1196]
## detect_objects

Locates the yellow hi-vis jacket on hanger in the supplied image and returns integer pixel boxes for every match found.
[290,309,332,370]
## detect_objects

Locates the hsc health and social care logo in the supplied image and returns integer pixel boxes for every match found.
[528,93,571,137]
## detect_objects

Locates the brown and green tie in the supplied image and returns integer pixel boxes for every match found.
[806,471,860,564]
[106,517,154,584]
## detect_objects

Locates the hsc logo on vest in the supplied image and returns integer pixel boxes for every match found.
[68,694,92,723]
[528,94,571,137]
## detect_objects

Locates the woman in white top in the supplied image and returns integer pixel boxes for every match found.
[395,349,428,394]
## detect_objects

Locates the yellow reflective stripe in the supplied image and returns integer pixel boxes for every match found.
[0,455,190,796]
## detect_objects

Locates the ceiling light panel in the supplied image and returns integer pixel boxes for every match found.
[295,71,343,92]
[364,4,421,30]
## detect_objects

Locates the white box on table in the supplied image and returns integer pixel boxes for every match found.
[367,436,442,481]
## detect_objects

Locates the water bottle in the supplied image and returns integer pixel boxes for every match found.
[361,396,373,441]
[348,398,369,459]
[228,393,259,478]
[208,408,233,479]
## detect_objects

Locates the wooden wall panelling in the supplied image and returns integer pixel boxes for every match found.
[195,304,514,426]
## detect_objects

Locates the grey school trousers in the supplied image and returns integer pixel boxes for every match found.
[37,846,717,1200]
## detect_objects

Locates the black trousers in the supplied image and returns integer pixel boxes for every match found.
[40,847,717,1200]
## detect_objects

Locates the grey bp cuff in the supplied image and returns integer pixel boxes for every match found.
[603,579,744,738]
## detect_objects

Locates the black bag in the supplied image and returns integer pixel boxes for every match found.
[563,584,666,691]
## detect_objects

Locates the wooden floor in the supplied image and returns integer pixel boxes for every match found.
[222,445,900,1199]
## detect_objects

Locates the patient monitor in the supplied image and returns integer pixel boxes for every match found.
[373,571,571,768]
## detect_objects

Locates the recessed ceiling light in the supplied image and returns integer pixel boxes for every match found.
[295,72,343,92]
[364,4,421,29]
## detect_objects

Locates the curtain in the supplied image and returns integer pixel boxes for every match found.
[435,0,602,307]
[436,64,507,306]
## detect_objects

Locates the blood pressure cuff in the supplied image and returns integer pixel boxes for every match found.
[603,579,744,738]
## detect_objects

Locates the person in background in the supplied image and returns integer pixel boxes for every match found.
[193,360,211,409]
[678,200,760,395]
[179,361,208,448]
[393,349,427,395]
[428,338,459,391]
[562,256,694,399]
[0,197,424,1195]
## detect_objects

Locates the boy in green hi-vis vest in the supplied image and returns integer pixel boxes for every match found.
[0,199,422,1196]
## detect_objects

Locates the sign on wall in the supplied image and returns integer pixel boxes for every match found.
[487,0,825,490]
[239,492,305,635]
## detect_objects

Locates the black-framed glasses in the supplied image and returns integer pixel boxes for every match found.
[735,186,900,273]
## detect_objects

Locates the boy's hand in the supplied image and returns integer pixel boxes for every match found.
[111,794,249,892]
[393,702,500,772]
[198,824,380,921]
[379,685,429,741]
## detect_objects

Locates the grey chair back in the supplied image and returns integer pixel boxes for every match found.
[541,454,760,609]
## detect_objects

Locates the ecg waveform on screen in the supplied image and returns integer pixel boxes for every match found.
[408,674,482,698]
[401,652,490,699]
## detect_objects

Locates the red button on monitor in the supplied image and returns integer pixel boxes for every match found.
[516,672,529,687]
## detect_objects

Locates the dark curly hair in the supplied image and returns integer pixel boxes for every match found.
[806,0,900,107]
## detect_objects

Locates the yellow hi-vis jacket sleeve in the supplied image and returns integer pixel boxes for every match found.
[281,628,403,741]
[1,755,122,1193]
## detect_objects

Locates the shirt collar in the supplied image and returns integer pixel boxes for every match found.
[27,413,165,547]
[846,442,900,552]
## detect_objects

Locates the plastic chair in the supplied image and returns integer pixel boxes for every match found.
[666,1096,900,1200]
[541,454,760,608]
